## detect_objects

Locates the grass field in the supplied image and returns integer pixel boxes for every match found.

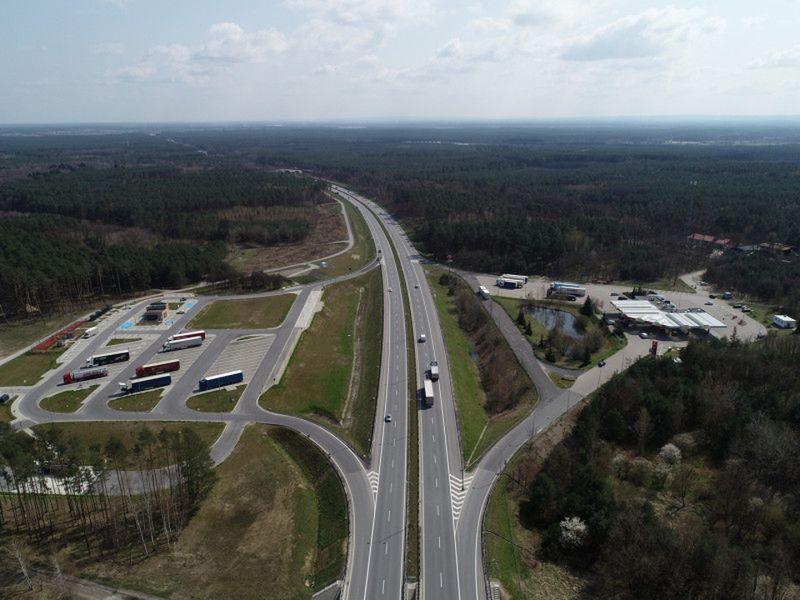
[494,296,625,369]
[616,277,695,294]
[0,396,17,422]
[0,349,66,386]
[30,422,224,469]
[76,425,346,599]
[187,385,245,412]
[259,267,383,457]
[188,294,295,329]
[0,310,86,360]
[39,385,99,413]
[312,194,375,279]
[108,389,162,411]
[107,337,140,346]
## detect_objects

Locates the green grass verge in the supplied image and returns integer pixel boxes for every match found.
[108,389,163,412]
[494,296,625,369]
[107,337,140,346]
[31,422,224,469]
[188,385,246,412]
[259,267,383,457]
[0,349,66,386]
[0,396,17,422]
[39,385,99,413]
[315,192,375,279]
[188,294,296,329]
[616,277,695,294]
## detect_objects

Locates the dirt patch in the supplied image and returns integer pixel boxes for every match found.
[228,201,348,272]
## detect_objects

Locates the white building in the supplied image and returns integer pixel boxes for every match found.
[773,314,797,329]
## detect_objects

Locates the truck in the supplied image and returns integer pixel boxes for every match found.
[198,370,244,391]
[86,349,130,367]
[429,361,440,381]
[423,379,435,408]
[501,274,529,284]
[547,282,587,300]
[169,330,207,342]
[83,326,98,339]
[119,373,171,394]
[135,359,180,378]
[63,367,108,385]
[496,277,523,289]
[162,336,203,352]
[478,285,491,300]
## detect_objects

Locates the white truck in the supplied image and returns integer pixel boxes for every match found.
[162,335,203,352]
[423,379,435,408]
[83,326,98,339]
[429,361,440,381]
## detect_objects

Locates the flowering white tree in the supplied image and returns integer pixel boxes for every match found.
[559,516,588,548]
[659,443,682,465]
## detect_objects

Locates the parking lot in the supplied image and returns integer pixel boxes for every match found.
[202,334,275,384]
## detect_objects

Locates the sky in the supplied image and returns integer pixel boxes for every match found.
[2,0,799,123]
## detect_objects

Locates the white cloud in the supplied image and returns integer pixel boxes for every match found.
[560,6,723,62]
[749,44,800,69]
[111,22,287,84]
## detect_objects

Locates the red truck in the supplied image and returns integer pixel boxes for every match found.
[168,330,206,342]
[63,367,108,385]
[135,359,180,378]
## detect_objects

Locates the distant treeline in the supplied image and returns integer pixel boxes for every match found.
[0,166,325,318]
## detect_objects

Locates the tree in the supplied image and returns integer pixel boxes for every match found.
[524,320,533,336]
[581,296,595,317]
[560,516,588,549]
[516,307,526,327]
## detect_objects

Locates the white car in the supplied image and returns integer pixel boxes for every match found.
[418,334,426,343]
[177,309,186,314]
[639,332,649,339]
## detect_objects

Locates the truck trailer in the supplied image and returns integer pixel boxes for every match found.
[120,373,171,394]
[169,330,207,342]
[63,367,108,385]
[86,349,130,367]
[423,379,435,408]
[496,277,523,289]
[136,359,180,378]
[501,274,529,284]
[198,370,244,391]
[162,336,203,352]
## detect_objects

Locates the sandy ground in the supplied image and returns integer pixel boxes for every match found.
[475,273,767,343]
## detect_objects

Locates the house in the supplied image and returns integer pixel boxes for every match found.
[759,242,793,256]
[689,233,715,244]
[773,315,797,329]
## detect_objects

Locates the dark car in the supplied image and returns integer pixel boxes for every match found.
[0,393,10,404]
[597,360,606,368]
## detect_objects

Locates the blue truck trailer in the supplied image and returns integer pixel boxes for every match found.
[119,373,171,394]
[198,370,244,391]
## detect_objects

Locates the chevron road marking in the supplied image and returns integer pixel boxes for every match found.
[450,472,474,524]
[367,470,380,502]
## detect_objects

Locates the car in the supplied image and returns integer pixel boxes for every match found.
[177,309,186,314]
[704,301,713,306]
[0,393,10,404]
[180,297,187,301]
[388,287,392,292]
[708,294,717,299]
[639,332,649,339]
[385,414,392,423]
[414,284,419,289]
[597,360,606,367]
[418,334,427,343]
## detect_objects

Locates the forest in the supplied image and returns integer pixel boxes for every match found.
[0,423,215,584]
[508,334,800,599]
[0,162,324,318]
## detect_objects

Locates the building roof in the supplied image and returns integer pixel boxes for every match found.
[611,299,726,330]
[689,233,715,243]
[774,314,797,322]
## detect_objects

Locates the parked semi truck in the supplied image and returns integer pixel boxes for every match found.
[198,370,244,391]
[86,349,130,367]
[496,277,523,289]
[136,359,180,378]
[119,373,171,394]
[501,274,529,284]
[429,361,440,381]
[63,367,108,385]
[423,379,435,408]
[162,336,203,352]
[547,282,587,300]
[169,330,206,342]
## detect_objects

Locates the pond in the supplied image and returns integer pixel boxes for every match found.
[526,306,586,338]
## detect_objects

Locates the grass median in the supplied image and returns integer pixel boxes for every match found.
[188,294,296,329]
[259,267,383,458]
[0,396,17,422]
[74,424,346,598]
[188,384,245,412]
[39,384,99,413]
[107,337,140,346]
[427,267,536,468]
[312,193,375,279]
[108,389,163,412]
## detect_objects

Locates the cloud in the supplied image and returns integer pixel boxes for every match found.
[749,44,800,69]
[560,6,723,62]
[288,0,434,51]
[111,22,287,83]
